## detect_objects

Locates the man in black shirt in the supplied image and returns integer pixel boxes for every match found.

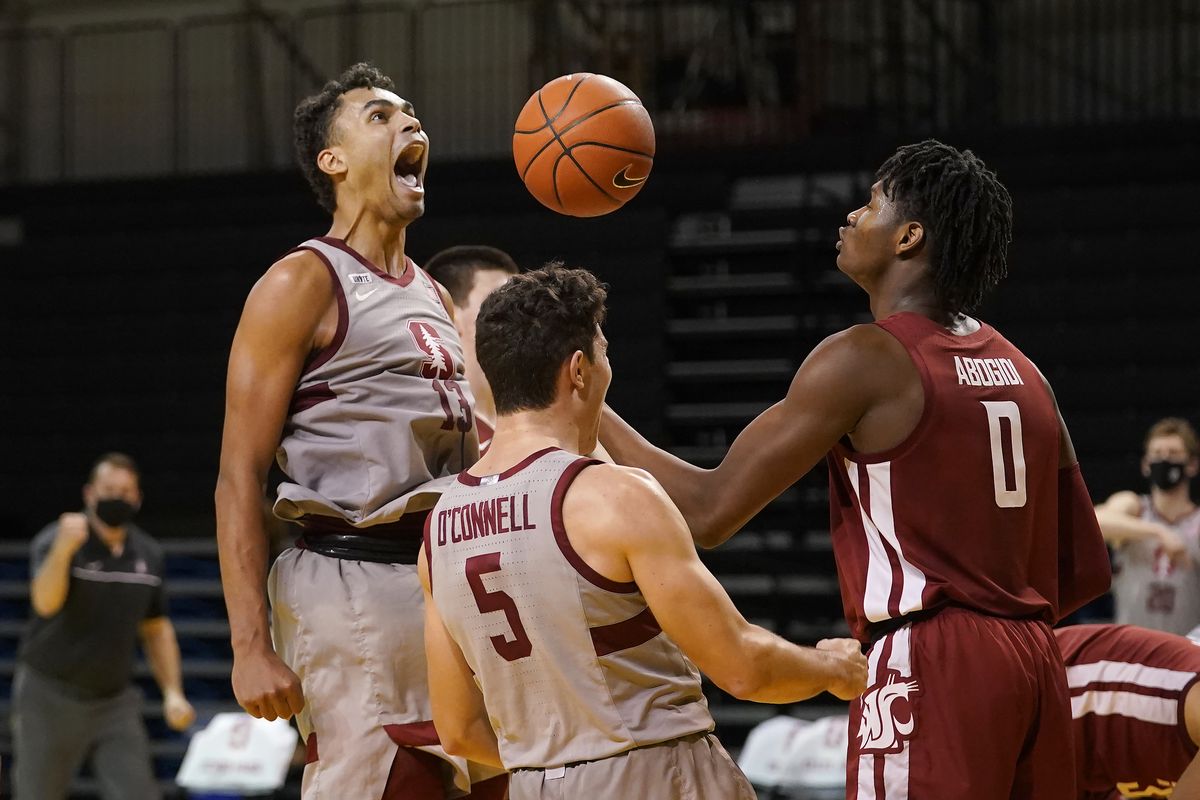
[13,452,195,799]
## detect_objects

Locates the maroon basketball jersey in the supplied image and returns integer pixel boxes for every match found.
[1056,624,1200,799]
[827,312,1062,641]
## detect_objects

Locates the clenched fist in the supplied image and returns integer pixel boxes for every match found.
[232,648,305,722]
[817,637,869,700]
[54,513,90,556]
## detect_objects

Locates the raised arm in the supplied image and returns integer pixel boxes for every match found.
[567,465,868,703]
[30,515,88,617]
[418,550,503,768]
[214,250,332,721]
[600,326,890,547]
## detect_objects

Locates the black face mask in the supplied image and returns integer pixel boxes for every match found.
[1148,460,1188,491]
[94,498,137,527]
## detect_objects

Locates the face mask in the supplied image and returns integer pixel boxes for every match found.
[1148,460,1188,491]
[94,498,137,527]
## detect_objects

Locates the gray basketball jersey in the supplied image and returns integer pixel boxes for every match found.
[274,236,479,527]
[427,448,714,770]
[1111,497,1200,635]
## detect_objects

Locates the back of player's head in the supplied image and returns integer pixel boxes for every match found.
[1145,417,1200,460]
[876,139,1013,313]
[425,246,520,307]
[476,264,607,415]
[294,62,396,214]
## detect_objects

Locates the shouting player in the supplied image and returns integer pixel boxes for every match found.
[421,265,868,800]
[600,140,1111,798]
[1056,623,1200,798]
[215,64,503,799]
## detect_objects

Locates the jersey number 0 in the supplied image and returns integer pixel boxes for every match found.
[982,401,1027,508]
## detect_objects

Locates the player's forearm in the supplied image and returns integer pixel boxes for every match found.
[1094,507,1161,548]
[721,627,850,703]
[142,622,185,696]
[599,406,716,542]
[30,546,74,617]
[215,472,273,655]
[437,713,503,769]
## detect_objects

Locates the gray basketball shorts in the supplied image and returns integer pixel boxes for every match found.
[509,733,757,800]
[269,547,503,799]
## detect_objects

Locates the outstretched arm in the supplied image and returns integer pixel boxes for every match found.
[566,465,868,703]
[601,326,888,547]
[215,251,331,721]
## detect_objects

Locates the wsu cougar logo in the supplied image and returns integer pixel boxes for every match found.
[857,670,921,754]
[408,320,456,379]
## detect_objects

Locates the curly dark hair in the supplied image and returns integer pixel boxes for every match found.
[425,245,520,306]
[876,139,1013,314]
[476,263,608,415]
[294,62,396,214]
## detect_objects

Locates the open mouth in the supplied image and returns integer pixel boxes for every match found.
[393,142,426,191]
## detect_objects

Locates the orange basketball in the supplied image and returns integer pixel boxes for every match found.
[513,73,655,218]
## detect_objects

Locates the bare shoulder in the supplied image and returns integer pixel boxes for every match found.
[254,249,333,300]
[565,463,681,529]
[789,323,913,401]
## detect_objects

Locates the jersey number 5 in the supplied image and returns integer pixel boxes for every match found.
[465,552,533,661]
[982,401,1027,508]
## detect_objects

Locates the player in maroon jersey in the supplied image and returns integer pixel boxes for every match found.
[600,139,1111,799]
[1056,624,1200,799]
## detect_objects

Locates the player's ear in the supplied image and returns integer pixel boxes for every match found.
[896,221,924,257]
[568,350,586,391]
[317,147,347,178]
[1187,457,1199,478]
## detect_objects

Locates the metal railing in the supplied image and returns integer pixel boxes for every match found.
[0,0,1196,184]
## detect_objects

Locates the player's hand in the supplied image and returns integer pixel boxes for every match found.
[1156,526,1191,569]
[54,513,90,556]
[232,648,305,722]
[163,689,196,731]
[817,638,869,700]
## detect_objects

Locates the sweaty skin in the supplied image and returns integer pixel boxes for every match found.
[215,86,437,721]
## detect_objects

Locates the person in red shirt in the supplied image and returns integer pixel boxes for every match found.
[1056,623,1200,799]
[600,139,1111,799]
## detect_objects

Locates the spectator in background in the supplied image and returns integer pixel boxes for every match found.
[1096,417,1200,635]
[13,452,195,800]
[424,245,519,454]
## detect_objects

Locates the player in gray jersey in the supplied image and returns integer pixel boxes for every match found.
[216,64,503,799]
[421,266,868,800]
[1097,417,1200,635]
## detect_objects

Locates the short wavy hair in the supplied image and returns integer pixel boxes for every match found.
[476,264,608,414]
[294,62,395,214]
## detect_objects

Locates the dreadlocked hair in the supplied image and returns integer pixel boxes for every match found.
[294,62,396,214]
[876,139,1013,314]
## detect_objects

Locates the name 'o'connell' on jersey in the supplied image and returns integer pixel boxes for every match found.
[426,448,714,770]
[275,237,479,527]
[828,312,1063,642]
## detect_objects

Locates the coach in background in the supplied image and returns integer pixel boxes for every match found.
[12,453,195,800]
[1096,418,1200,635]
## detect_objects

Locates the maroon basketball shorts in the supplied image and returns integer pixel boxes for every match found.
[847,606,1074,800]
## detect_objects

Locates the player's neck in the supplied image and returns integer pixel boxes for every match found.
[465,363,497,424]
[326,212,410,279]
[868,266,952,326]
[1151,484,1196,520]
[478,410,591,469]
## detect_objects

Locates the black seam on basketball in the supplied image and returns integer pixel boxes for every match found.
[551,149,622,208]
[538,91,566,210]
[514,74,594,135]
[519,99,644,182]
[564,141,656,159]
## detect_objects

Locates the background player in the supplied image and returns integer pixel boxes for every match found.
[600,140,1112,798]
[1056,623,1200,798]
[421,265,868,800]
[215,63,503,799]
[1096,417,1200,634]
[424,245,520,453]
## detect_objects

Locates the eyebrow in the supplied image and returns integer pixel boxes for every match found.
[362,98,416,116]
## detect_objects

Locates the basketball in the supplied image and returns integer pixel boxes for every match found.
[513,73,655,218]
